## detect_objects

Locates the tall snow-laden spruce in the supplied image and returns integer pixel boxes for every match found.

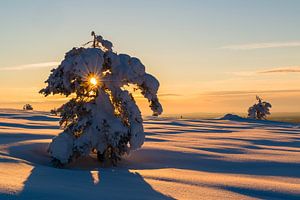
[247,96,271,120]
[40,32,163,167]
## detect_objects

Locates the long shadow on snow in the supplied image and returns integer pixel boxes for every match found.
[211,137,300,149]
[221,118,298,129]
[145,127,235,135]
[266,129,300,134]
[220,185,300,200]
[10,115,59,122]
[2,143,175,200]
[144,120,257,130]
[123,149,300,178]
[195,147,246,154]
[9,167,175,200]
[0,122,59,129]
[0,112,59,121]
[0,133,54,145]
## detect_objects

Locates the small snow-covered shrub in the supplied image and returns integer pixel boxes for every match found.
[247,96,271,120]
[50,108,59,116]
[40,32,163,167]
[23,104,33,110]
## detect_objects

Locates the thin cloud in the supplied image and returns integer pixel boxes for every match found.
[158,93,182,97]
[259,66,300,74]
[203,89,300,96]
[131,93,182,99]
[0,62,60,71]
[220,41,300,50]
[231,66,300,76]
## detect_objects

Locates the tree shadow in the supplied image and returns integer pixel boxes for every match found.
[2,143,175,200]
[12,167,174,200]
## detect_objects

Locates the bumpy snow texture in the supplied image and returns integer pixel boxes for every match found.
[40,34,163,165]
[248,96,271,120]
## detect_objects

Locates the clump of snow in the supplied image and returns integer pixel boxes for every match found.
[40,32,163,166]
[248,96,272,120]
[48,131,74,164]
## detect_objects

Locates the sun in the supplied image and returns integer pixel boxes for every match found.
[89,77,98,86]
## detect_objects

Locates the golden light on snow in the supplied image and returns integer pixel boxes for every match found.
[0,163,33,194]
[89,91,96,96]
[90,171,100,184]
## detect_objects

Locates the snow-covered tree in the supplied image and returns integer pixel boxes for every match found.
[40,32,163,167]
[23,104,33,110]
[247,96,271,120]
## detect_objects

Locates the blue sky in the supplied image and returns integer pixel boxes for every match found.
[1,0,300,114]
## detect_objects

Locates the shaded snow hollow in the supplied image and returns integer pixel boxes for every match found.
[0,109,300,199]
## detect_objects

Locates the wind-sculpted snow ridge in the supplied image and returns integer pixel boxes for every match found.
[220,113,298,127]
[1,109,300,199]
[40,33,162,166]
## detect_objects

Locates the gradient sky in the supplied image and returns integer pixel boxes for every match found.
[0,0,300,115]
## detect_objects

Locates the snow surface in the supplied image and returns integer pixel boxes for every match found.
[0,109,300,200]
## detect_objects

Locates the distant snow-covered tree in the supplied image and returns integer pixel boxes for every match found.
[23,104,33,111]
[247,96,271,120]
[40,32,163,167]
